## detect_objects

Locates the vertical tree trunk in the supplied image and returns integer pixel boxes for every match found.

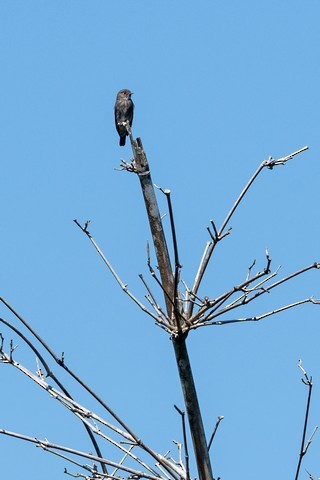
[132,137,214,480]
[133,138,174,317]
[172,336,214,480]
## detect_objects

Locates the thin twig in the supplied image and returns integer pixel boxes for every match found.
[0,430,165,480]
[138,274,171,329]
[158,188,183,329]
[111,444,135,478]
[189,254,276,325]
[202,263,320,323]
[246,259,256,282]
[295,361,316,480]
[74,219,161,324]
[174,405,190,480]
[181,279,205,309]
[189,298,318,328]
[265,146,308,168]
[156,187,184,333]
[172,440,184,470]
[36,446,96,476]
[207,416,224,452]
[220,267,279,312]
[305,469,315,480]
[219,146,308,237]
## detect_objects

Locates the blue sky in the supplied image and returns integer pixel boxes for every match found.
[0,1,319,479]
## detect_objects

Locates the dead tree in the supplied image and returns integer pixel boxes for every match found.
[0,119,319,480]
[114,133,319,480]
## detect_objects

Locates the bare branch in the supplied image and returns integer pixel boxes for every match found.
[218,146,308,237]
[310,298,320,305]
[0,298,137,435]
[0,430,168,480]
[264,146,308,168]
[207,416,224,452]
[201,263,319,324]
[219,266,279,313]
[116,157,137,173]
[36,447,97,477]
[1,349,184,479]
[174,405,190,480]
[206,223,231,244]
[189,254,277,326]
[138,274,172,331]
[304,426,318,455]
[0,350,130,439]
[172,440,184,472]
[190,146,309,307]
[0,298,180,478]
[181,279,205,311]
[295,362,315,480]
[187,242,212,318]
[190,298,318,329]
[111,444,134,478]
[246,259,256,282]
[157,187,183,330]
[146,259,176,316]
[257,263,319,296]
[0,317,108,474]
[305,470,315,480]
[74,219,161,324]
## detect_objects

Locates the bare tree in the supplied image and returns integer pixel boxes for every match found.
[0,120,319,480]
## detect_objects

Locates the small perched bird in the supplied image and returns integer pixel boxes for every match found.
[114,89,134,146]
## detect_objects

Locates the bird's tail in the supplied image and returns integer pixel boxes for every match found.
[119,136,126,146]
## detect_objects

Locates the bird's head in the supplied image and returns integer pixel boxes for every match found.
[118,89,133,100]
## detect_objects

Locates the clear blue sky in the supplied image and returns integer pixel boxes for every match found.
[1,1,319,479]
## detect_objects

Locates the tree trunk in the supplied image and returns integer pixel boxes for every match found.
[132,137,214,480]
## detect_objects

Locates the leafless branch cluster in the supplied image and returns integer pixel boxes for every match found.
[0,297,187,480]
[73,141,318,480]
[74,217,320,339]
[1,125,317,480]
[76,145,319,341]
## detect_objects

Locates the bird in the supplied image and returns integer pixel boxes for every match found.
[114,89,134,146]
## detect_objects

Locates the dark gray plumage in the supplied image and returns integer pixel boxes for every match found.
[114,89,134,146]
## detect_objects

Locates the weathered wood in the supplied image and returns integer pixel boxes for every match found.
[131,136,214,480]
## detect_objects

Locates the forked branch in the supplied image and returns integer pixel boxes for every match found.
[0,299,183,479]
[208,416,224,452]
[74,219,171,330]
[295,361,317,480]
[186,260,319,329]
[0,430,166,480]
[188,146,309,317]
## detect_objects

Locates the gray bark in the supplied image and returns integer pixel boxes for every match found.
[131,137,214,480]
